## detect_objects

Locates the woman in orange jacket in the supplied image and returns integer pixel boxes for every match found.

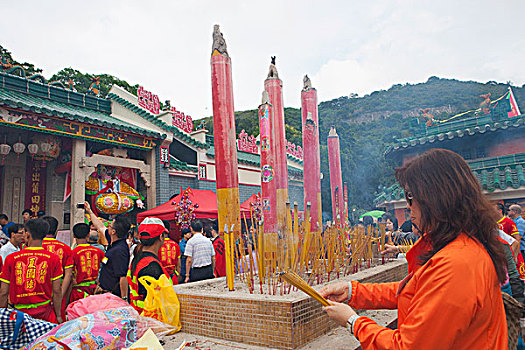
[320,149,508,349]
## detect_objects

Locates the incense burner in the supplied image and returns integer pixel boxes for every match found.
[175,259,407,349]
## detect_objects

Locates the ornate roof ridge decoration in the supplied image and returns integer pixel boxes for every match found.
[0,72,110,114]
[106,92,208,149]
[385,115,525,156]
[211,25,228,57]
[375,153,525,205]
[0,87,163,141]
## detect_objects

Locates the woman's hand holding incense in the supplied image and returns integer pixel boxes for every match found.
[319,281,349,303]
[381,244,399,255]
[323,302,357,327]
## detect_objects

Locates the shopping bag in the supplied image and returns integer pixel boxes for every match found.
[138,274,181,333]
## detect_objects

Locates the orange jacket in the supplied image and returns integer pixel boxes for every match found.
[350,234,507,349]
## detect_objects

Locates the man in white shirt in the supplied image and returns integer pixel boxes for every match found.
[184,220,215,283]
[0,224,24,261]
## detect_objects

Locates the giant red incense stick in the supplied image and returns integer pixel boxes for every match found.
[264,57,289,233]
[328,126,345,226]
[210,25,241,290]
[301,75,322,231]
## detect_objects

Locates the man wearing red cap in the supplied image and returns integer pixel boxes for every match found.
[127,217,169,313]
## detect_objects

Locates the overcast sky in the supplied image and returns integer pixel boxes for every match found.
[2,0,524,119]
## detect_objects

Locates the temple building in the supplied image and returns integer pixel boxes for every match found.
[375,90,525,225]
[0,68,303,232]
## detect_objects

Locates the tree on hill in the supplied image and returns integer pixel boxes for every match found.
[0,45,42,76]
[49,68,139,97]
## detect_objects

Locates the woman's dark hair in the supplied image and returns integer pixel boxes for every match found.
[385,215,399,231]
[395,148,506,283]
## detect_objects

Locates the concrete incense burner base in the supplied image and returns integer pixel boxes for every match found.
[175,259,408,349]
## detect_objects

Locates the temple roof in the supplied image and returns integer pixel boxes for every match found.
[0,72,163,138]
[107,92,208,149]
[386,114,525,156]
[374,152,525,206]
[169,155,198,173]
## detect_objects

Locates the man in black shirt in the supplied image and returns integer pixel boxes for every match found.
[127,217,167,312]
[85,202,131,299]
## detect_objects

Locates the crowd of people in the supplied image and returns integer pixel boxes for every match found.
[0,201,227,324]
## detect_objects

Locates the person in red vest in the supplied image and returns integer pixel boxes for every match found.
[496,203,520,257]
[158,220,180,284]
[41,216,73,319]
[205,222,226,277]
[70,223,105,302]
[0,219,63,323]
[127,217,169,313]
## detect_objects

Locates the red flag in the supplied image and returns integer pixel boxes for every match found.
[507,87,521,118]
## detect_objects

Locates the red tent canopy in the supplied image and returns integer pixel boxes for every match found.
[137,187,252,223]
[240,192,260,212]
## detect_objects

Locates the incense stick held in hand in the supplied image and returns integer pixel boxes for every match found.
[279,271,331,306]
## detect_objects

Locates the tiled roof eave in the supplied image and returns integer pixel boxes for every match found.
[0,93,164,139]
[107,93,208,149]
[386,116,525,156]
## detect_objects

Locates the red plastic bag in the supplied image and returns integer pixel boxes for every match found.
[66,293,129,319]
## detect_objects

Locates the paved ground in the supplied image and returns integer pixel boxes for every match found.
[162,310,397,350]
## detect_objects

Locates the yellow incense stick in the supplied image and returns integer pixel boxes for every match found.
[279,271,331,306]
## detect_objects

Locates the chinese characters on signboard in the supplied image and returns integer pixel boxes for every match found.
[236,130,258,154]
[137,86,160,115]
[159,146,169,166]
[25,158,46,215]
[286,141,303,160]
[170,107,193,134]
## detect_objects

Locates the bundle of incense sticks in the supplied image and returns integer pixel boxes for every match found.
[279,271,331,306]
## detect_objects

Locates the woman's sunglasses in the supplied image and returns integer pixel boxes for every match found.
[405,191,413,206]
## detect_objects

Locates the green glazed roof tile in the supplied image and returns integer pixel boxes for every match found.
[386,114,525,156]
[169,155,198,172]
[0,87,164,139]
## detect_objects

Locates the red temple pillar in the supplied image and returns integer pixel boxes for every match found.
[210,25,241,290]
[328,126,344,226]
[301,75,322,230]
[264,57,289,232]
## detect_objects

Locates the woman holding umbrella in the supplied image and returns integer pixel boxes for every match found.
[320,149,508,349]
